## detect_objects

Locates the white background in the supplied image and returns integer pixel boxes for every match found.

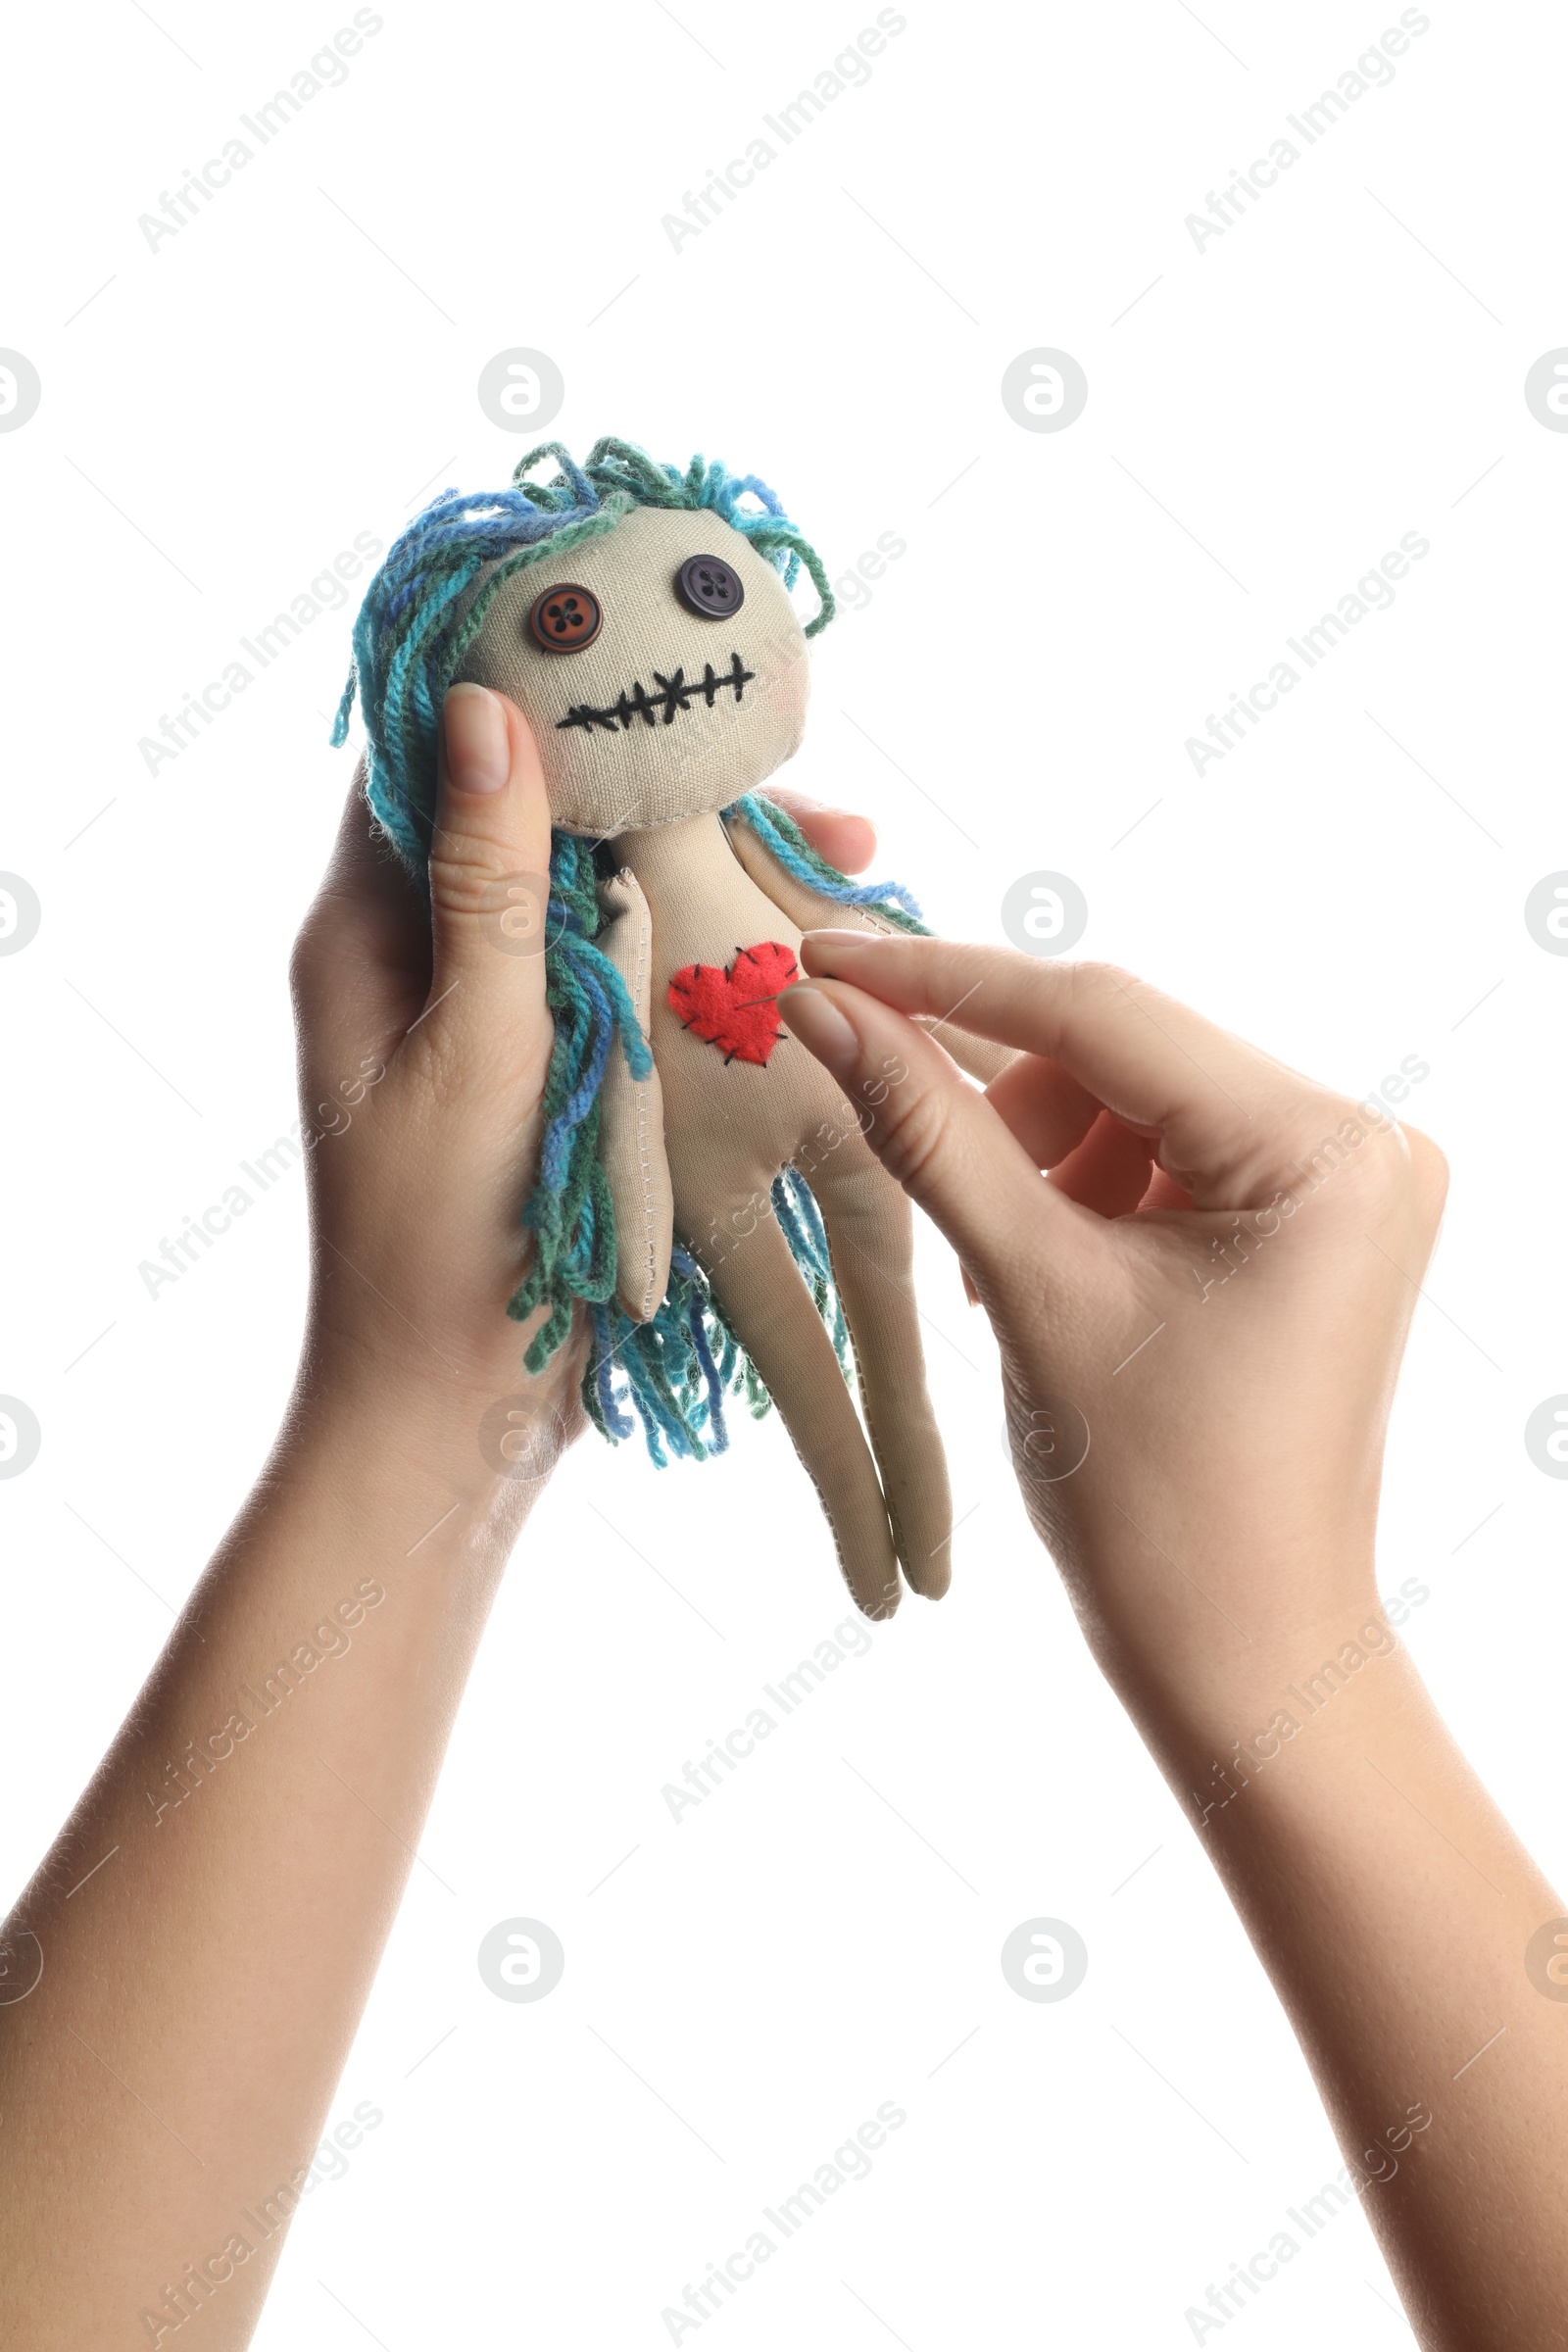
[3,1,1566,2344]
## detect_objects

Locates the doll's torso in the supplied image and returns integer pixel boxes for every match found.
[612,810,853,1246]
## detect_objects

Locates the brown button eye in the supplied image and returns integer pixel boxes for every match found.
[675,553,745,618]
[528,582,603,653]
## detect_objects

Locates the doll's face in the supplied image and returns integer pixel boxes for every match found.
[454,506,810,837]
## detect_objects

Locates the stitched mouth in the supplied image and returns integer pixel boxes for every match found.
[556,650,756,737]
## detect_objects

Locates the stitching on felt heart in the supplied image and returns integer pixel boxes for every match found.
[666,941,799,1067]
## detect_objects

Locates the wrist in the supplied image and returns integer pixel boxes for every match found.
[1084,1549,1401,1734]
[283,1320,580,1544]
[1101,1586,1433,1830]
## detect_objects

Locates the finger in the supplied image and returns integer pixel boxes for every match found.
[312,756,423,945]
[704,1203,905,1620]
[1139,1167,1194,1212]
[813,1151,954,1598]
[799,933,1317,1205]
[421,686,554,1077]
[983,1052,1103,1169]
[1048,1111,1158,1218]
[777,981,1097,1296]
[920,1021,1015,1088]
[764,789,876,875]
[291,760,430,1080]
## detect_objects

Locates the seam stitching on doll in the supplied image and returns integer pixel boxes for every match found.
[564,798,751,840]
[815,1211,915,1594]
[629,885,660,1321]
[557,653,756,737]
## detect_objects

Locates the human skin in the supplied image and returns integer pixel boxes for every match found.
[3,685,1561,2346]
[779,940,1568,2349]
[0,685,879,2347]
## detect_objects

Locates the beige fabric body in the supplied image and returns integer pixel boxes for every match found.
[614,808,953,1618]
[594,870,674,1324]
[455,507,809,836]
[724,814,1017,1087]
[453,497,954,1611]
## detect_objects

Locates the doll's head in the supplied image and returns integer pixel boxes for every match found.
[332,437,836,862]
[454,504,810,837]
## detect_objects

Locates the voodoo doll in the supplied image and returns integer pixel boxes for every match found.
[333,437,1004,1615]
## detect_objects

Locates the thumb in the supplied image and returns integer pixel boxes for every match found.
[777,977,1094,1294]
[420,685,554,1075]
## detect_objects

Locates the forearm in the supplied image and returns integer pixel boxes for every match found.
[0,1345,543,2348]
[1126,1608,1568,2350]
[781,932,1559,2336]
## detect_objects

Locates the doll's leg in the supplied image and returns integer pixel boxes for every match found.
[701,1210,905,1619]
[810,1147,954,1598]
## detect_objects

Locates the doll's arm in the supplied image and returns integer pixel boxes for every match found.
[596,869,674,1323]
[723,804,1015,1086]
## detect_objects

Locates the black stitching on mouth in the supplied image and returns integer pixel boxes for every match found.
[556,651,756,736]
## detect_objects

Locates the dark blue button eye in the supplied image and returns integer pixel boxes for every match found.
[528,583,602,652]
[676,554,745,617]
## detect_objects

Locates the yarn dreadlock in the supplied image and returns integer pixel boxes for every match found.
[331,435,926,1463]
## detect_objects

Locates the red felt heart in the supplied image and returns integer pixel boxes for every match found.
[666,940,800,1066]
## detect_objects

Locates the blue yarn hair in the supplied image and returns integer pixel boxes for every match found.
[331,435,926,1462]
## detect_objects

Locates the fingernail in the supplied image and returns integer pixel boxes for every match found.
[443,683,510,794]
[777,984,859,1076]
[802,927,879,948]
